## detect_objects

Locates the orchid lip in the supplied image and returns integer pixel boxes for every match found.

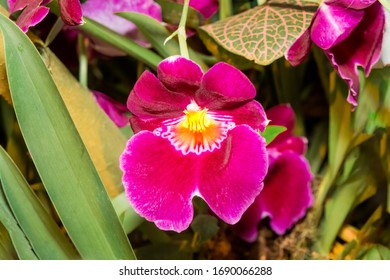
[153,101,235,155]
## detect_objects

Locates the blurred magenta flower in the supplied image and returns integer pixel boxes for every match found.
[286,0,385,107]
[8,0,83,32]
[234,104,313,242]
[175,0,219,19]
[120,56,269,232]
[92,91,129,128]
[81,0,162,55]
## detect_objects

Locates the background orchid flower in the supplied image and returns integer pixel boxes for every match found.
[92,90,129,128]
[286,0,385,107]
[7,0,83,32]
[175,0,219,19]
[120,56,269,232]
[234,104,313,243]
[81,0,162,55]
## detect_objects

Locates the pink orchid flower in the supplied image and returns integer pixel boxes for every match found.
[80,0,162,55]
[234,104,313,242]
[175,0,219,19]
[8,0,83,32]
[286,0,385,107]
[92,91,129,128]
[120,56,269,232]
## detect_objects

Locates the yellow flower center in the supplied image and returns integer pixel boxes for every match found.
[155,101,235,155]
[181,109,211,133]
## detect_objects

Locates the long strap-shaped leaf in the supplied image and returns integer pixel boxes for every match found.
[0,184,38,260]
[0,146,80,259]
[0,14,135,260]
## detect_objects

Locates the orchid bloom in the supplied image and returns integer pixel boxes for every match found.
[7,0,83,32]
[81,0,162,54]
[92,91,129,128]
[234,104,313,242]
[175,0,219,19]
[286,0,385,107]
[120,56,269,232]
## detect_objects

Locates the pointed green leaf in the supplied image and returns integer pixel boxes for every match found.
[0,146,80,260]
[117,12,179,59]
[260,125,287,145]
[0,185,37,260]
[317,176,365,255]
[0,13,135,260]
[0,222,18,259]
[199,0,318,66]
[117,12,208,70]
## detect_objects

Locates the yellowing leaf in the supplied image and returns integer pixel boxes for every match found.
[0,6,11,104]
[199,0,318,66]
[41,48,127,197]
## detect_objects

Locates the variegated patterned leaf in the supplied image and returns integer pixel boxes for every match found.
[199,0,318,66]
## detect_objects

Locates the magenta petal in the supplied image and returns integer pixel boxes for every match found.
[199,125,268,225]
[324,0,377,9]
[120,131,198,232]
[218,100,269,132]
[127,71,191,119]
[9,0,49,32]
[196,62,257,109]
[258,151,313,235]
[58,0,83,26]
[82,0,161,36]
[285,28,312,66]
[326,2,384,106]
[157,56,203,93]
[129,116,166,133]
[93,91,129,127]
[311,4,364,50]
[189,0,219,19]
[266,104,295,136]
[232,189,263,242]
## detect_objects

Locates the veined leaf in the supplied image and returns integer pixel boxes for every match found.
[0,184,37,260]
[199,0,318,66]
[0,13,135,259]
[0,146,80,260]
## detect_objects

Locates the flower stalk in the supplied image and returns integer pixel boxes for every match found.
[164,0,190,59]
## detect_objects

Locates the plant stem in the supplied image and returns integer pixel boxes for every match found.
[78,34,88,88]
[177,0,190,58]
[219,0,233,20]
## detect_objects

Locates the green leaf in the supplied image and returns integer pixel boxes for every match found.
[315,73,354,214]
[117,12,209,70]
[0,13,135,260]
[199,0,318,66]
[0,222,18,259]
[260,125,287,145]
[0,146,80,260]
[117,12,179,59]
[191,214,219,242]
[80,17,163,69]
[0,1,7,10]
[317,176,366,255]
[361,245,390,260]
[0,184,37,260]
